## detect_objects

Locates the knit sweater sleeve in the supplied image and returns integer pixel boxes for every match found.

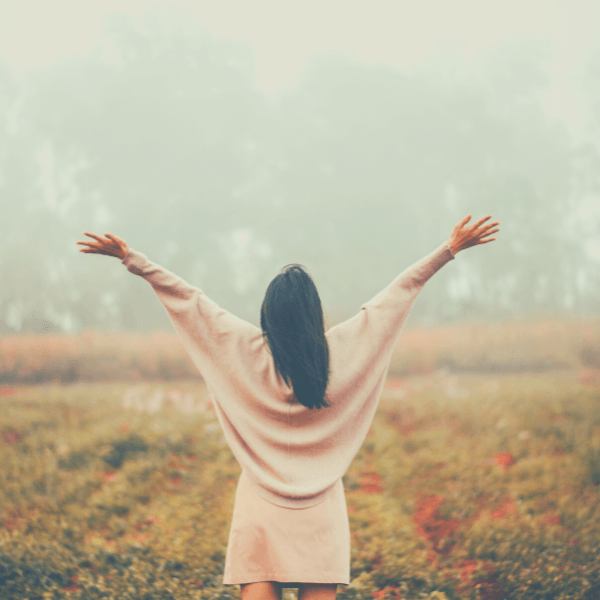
[326,242,455,394]
[121,249,261,379]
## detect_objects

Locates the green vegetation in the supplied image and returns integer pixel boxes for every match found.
[1,367,599,599]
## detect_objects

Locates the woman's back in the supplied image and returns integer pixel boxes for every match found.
[120,240,456,508]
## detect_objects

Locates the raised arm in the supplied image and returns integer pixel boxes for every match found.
[326,214,499,389]
[76,232,260,378]
[76,231,202,302]
[361,214,499,322]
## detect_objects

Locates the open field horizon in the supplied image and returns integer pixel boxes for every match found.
[1,317,598,386]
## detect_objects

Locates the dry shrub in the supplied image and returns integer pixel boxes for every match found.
[0,318,597,384]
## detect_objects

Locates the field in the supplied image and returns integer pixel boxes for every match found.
[0,320,599,599]
[0,318,597,385]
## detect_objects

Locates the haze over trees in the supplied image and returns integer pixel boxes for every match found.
[1,19,598,334]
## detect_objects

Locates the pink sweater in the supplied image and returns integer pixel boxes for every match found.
[122,242,455,508]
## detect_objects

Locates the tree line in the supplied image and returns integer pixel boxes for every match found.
[1,19,598,334]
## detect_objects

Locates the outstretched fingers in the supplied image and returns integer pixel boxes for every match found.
[83,231,105,242]
[104,233,120,244]
[77,231,118,256]
[477,226,499,240]
[473,215,492,228]
[480,221,500,232]
[76,241,98,250]
[449,214,499,253]
[83,231,119,247]
[477,227,499,244]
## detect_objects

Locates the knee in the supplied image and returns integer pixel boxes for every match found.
[240,581,282,600]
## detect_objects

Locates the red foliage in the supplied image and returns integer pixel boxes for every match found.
[412,494,460,554]
[1,427,24,444]
[541,514,561,525]
[455,560,504,600]
[146,515,164,525]
[492,498,517,519]
[62,576,81,592]
[489,453,515,471]
[357,471,384,494]
[371,586,403,599]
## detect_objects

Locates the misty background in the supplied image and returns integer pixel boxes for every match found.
[1,0,599,335]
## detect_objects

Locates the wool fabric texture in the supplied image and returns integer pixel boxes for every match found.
[122,242,454,585]
[121,242,454,509]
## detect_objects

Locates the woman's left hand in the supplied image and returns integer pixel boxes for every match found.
[447,215,499,255]
[76,232,129,259]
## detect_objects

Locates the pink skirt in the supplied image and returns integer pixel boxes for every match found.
[223,470,351,586]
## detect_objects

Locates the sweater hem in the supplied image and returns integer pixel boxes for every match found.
[244,472,338,509]
[223,572,350,586]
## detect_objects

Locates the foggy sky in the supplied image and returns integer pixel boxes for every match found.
[0,0,598,137]
[1,1,599,334]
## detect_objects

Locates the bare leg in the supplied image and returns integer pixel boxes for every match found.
[298,583,338,600]
[240,581,282,600]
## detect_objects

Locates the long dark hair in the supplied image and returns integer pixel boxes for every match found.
[260,264,330,410]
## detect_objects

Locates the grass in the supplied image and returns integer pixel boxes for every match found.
[0,365,599,599]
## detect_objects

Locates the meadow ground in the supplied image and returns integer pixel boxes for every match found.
[1,367,599,600]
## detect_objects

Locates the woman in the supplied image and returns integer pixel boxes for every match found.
[77,214,499,600]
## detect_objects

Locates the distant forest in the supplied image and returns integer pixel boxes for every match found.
[1,19,599,334]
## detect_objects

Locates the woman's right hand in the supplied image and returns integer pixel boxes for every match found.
[447,214,499,254]
[76,232,130,259]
